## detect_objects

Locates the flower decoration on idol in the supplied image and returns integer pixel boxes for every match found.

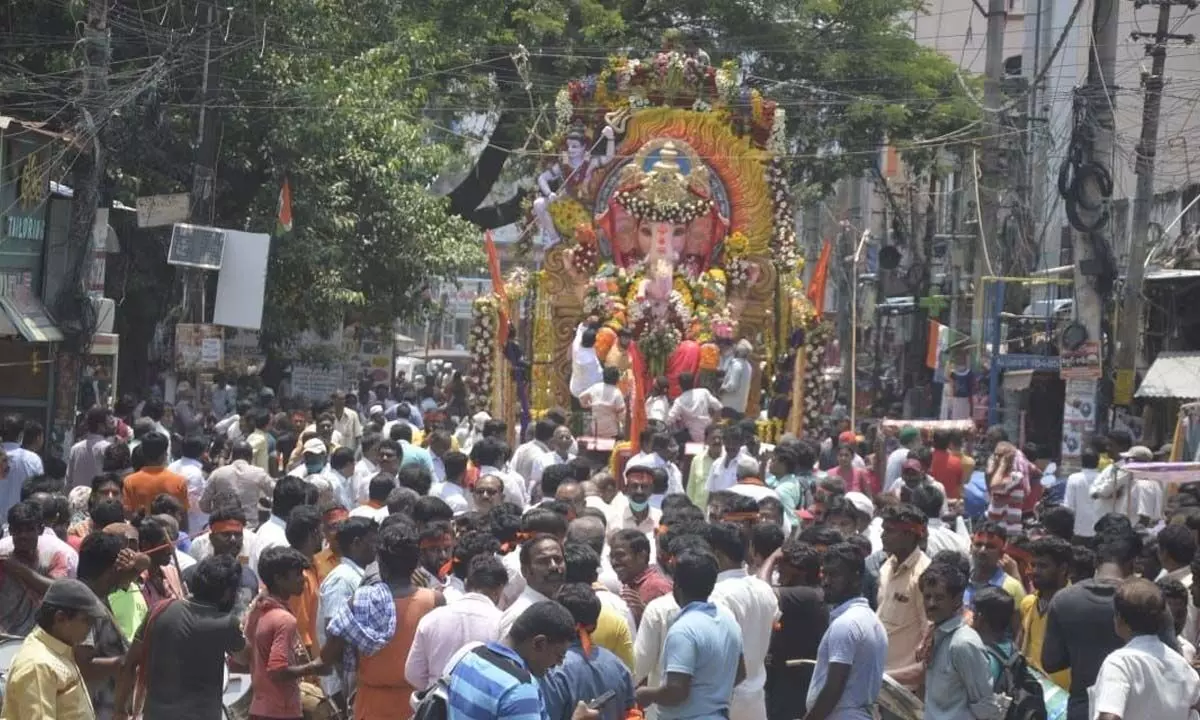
[613,142,715,224]
[503,267,531,300]
[566,223,599,276]
[699,342,721,370]
[466,297,498,409]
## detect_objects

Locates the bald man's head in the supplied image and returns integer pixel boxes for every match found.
[567,515,607,556]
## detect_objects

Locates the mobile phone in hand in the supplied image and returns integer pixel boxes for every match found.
[587,690,617,710]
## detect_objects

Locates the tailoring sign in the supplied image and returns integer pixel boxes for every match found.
[1060,341,1101,380]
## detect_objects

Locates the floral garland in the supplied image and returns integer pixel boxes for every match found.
[466,297,498,411]
[766,160,801,274]
[565,224,600,276]
[722,231,760,293]
[802,322,834,429]
[503,267,531,301]
[615,188,712,224]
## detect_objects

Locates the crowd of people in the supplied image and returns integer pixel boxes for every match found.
[0,380,1199,720]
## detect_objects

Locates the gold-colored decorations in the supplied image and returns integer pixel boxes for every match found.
[18,153,47,210]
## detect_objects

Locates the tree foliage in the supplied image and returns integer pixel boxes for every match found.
[1,0,979,359]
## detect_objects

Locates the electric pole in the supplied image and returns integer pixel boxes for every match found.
[187,1,221,325]
[1117,0,1194,401]
[1060,0,1120,460]
[53,0,110,445]
[974,0,1007,348]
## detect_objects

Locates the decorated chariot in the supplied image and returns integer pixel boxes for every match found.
[466,34,835,449]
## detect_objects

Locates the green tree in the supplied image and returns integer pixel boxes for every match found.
[426,0,981,225]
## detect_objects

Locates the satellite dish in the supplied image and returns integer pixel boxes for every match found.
[879,246,901,270]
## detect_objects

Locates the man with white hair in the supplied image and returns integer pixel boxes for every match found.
[727,454,779,503]
[720,339,754,419]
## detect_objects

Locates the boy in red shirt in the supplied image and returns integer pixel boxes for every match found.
[245,546,324,720]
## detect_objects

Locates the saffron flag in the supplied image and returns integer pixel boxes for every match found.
[484,230,509,346]
[276,177,293,234]
[807,239,832,315]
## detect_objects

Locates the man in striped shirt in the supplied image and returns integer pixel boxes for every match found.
[446,600,601,720]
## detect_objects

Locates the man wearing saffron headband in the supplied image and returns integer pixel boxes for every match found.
[965,520,1025,612]
[415,521,455,593]
[876,503,931,676]
[182,503,261,619]
[543,583,636,720]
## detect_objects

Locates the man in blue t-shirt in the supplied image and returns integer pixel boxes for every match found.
[805,543,888,720]
[447,600,600,720]
[635,548,744,719]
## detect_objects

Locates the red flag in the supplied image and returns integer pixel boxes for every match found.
[276,176,293,234]
[807,239,832,315]
[484,231,509,346]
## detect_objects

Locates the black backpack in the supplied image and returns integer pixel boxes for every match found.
[412,644,532,720]
[987,647,1047,720]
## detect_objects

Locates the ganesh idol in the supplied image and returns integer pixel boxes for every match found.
[596,140,730,292]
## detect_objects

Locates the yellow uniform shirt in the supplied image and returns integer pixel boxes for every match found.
[592,603,635,670]
[1,626,95,720]
[1020,592,1071,690]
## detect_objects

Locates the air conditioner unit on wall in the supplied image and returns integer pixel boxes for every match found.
[92,296,115,334]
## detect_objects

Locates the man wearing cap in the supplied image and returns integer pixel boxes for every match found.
[288,438,329,479]
[1,578,105,720]
[884,426,922,491]
[1126,446,1163,526]
[1091,445,1160,525]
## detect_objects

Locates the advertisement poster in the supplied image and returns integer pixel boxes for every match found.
[1061,378,1098,464]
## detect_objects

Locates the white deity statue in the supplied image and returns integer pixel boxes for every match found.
[532,123,616,246]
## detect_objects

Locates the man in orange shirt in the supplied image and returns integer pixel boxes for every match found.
[123,432,189,517]
[286,504,323,659]
[929,429,964,500]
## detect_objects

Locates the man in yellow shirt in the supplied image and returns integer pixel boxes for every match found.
[2,578,107,720]
[1019,536,1072,689]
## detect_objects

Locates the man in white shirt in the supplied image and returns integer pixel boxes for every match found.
[469,437,527,510]
[431,451,471,515]
[330,390,364,451]
[288,438,329,479]
[727,455,779,504]
[707,522,778,720]
[249,475,310,574]
[353,432,383,501]
[569,322,604,400]
[578,367,626,439]
[67,407,110,491]
[1,416,44,519]
[884,426,922,490]
[512,419,556,485]
[200,441,274,530]
[706,428,752,496]
[323,447,357,510]
[626,431,685,497]
[1090,578,1200,719]
[405,554,505,692]
[498,536,566,638]
[668,371,723,443]
[530,426,576,502]
[719,339,754,418]
[1065,448,1102,542]
[167,435,209,535]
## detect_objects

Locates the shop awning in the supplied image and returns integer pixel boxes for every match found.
[0,295,63,343]
[1136,352,1200,399]
[1002,370,1035,391]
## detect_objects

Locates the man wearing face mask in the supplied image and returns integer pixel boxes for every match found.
[288,438,329,479]
[618,465,662,536]
[114,554,247,720]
